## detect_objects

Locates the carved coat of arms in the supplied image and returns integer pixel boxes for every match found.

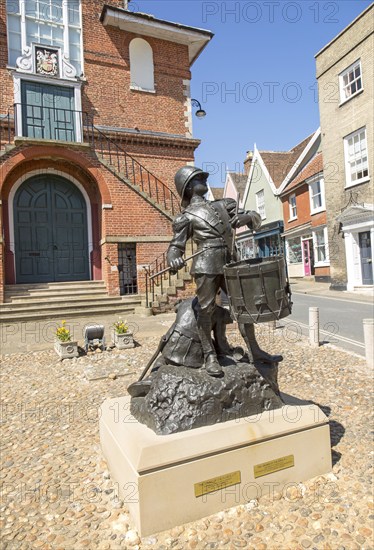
[36,48,59,76]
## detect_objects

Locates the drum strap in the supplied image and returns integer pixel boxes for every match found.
[187,202,234,252]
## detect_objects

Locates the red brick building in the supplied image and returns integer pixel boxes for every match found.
[0,0,212,303]
[280,152,331,282]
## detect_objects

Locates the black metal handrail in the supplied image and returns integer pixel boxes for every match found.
[11,103,180,217]
[14,103,84,143]
[144,241,195,308]
[82,115,180,217]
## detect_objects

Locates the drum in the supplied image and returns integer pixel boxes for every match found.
[223,256,292,324]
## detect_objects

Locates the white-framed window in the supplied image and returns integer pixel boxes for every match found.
[6,0,83,75]
[308,176,325,214]
[286,237,302,264]
[256,189,266,220]
[129,38,155,92]
[344,127,369,188]
[289,193,297,220]
[339,60,363,103]
[313,227,329,266]
[13,72,83,141]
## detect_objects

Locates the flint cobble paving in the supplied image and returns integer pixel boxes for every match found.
[0,320,373,550]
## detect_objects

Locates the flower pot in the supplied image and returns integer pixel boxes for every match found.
[54,339,79,359]
[112,331,135,349]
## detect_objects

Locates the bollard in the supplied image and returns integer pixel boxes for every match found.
[363,319,374,369]
[309,307,320,347]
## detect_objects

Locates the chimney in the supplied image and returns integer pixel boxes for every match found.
[244,151,253,175]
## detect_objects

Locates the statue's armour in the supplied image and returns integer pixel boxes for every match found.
[169,196,238,275]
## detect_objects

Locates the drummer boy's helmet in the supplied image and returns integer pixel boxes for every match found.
[174,166,209,207]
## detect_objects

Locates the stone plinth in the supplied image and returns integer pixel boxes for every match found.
[99,395,332,537]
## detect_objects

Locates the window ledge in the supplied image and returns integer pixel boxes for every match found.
[345,176,370,189]
[314,261,330,268]
[14,136,90,150]
[310,208,326,216]
[288,217,298,222]
[130,86,156,94]
[339,88,364,107]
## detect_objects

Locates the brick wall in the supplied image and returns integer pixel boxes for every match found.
[0,0,206,300]
[282,186,327,231]
[0,142,177,295]
[82,0,191,135]
[316,5,374,288]
[1,1,194,140]
[0,1,13,110]
[282,186,310,230]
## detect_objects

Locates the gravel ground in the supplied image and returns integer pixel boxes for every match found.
[0,319,373,550]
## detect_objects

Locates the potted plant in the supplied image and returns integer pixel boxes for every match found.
[112,318,135,349]
[54,320,79,359]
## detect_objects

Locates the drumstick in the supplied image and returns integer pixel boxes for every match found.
[231,191,240,257]
[149,249,204,279]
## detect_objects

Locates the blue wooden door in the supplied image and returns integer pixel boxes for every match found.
[21,82,75,141]
[359,231,373,285]
[14,175,90,283]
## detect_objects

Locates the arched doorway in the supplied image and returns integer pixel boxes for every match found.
[13,174,90,283]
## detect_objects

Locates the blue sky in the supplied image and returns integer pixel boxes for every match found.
[132,0,372,185]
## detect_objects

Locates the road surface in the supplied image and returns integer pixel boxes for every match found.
[281,291,374,357]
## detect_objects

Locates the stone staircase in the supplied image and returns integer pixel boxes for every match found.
[146,243,195,313]
[0,280,143,322]
[149,270,194,313]
[89,125,180,221]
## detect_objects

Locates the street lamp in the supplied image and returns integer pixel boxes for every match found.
[191,99,206,118]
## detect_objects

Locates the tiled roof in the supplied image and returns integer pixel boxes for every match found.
[259,133,315,188]
[282,153,323,193]
[228,172,248,200]
[209,187,224,200]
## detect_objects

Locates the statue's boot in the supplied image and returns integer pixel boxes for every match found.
[197,313,224,377]
[213,318,233,357]
[239,323,283,364]
[205,352,224,377]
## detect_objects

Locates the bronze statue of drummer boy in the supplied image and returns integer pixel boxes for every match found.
[167,165,282,378]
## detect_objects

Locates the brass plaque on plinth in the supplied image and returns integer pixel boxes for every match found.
[194,471,241,498]
[254,454,294,478]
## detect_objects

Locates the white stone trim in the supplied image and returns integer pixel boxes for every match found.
[16,43,77,80]
[183,80,192,137]
[6,0,83,76]
[343,222,374,290]
[102,8,212,65]
[8,169,93,280]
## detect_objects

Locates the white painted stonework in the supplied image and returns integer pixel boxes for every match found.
[338,205,374,290]
[16,45,77,80]
[129,38,155,92]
